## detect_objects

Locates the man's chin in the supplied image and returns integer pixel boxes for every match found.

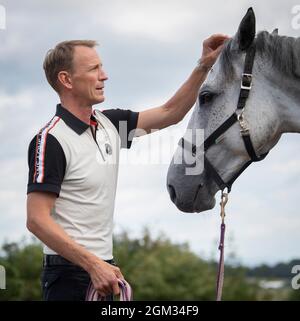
[93,96,105,105]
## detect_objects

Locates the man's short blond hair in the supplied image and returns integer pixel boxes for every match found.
[43,40,98,92]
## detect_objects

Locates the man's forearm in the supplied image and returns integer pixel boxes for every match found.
[163,65,209,124]
[28,214,98,273]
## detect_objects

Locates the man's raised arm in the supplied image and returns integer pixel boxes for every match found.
[136,34,229,135]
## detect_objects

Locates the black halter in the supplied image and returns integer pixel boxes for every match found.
[180,41,268,192]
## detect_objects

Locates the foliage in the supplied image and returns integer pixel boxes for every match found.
[289,288,300,301]
[0,231,298,301]
[0,238,43,300]
[245,260,300,279]
[114,229,260,300]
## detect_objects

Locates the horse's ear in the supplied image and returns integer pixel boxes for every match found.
[272,28,279,35]
[236,7,256,50]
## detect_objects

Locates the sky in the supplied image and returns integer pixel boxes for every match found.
[0,0,299,267]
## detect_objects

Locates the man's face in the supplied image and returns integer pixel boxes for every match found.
[70,46,108,105]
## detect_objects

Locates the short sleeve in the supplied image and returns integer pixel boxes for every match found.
[27,133,66,196]
[101,109,139,149]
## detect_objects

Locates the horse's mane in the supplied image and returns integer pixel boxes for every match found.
[220,31,300,80]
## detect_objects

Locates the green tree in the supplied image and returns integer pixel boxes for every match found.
[0,238,42,300]
[289,289,300,300]
[1,230,288,301]
[114,229,260,300]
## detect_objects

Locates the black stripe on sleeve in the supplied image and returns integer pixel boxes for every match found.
[102,109,139,149]
[27,133,66,197]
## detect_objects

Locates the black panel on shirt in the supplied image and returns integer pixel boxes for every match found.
[101,109,139,149]
[27,133,66,197]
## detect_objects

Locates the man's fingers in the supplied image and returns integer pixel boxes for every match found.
[214,44,224,55]
[113,266,124,280]
[97,290,107,297]
[208,34,230,42]
[204,34,230,50]
[95,283,112,297]
[112,281,120,296]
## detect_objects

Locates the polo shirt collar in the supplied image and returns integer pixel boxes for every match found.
[56,104,94,135]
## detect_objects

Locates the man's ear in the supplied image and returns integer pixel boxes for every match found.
[57,71,73,90]
[232,7,256,51]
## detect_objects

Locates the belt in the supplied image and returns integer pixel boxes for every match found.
[43,255,115,267]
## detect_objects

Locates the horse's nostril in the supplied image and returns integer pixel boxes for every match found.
[168,184,176,202]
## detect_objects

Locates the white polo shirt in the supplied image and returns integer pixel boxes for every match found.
[27,104,139,260]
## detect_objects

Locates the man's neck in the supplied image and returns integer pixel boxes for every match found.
[60,97,93,125]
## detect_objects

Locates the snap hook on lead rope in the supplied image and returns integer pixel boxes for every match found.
[220,191,228,223]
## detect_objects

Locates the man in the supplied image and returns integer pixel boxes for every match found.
[26,34,228,301]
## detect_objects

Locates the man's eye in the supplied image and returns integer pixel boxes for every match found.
[199,91,214,105]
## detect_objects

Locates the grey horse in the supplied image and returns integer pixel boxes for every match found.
[167,8,300,213]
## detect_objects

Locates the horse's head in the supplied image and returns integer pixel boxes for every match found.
[167,8,298,212]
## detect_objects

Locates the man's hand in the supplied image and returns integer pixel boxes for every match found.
[88,259,124,297]
[198,34,230,71]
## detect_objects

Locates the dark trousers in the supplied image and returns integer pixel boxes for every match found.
[41,255,114,301]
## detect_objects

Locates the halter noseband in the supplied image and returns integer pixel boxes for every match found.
[180,41,268,192]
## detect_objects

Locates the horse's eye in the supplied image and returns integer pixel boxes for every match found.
[199,91,214,105]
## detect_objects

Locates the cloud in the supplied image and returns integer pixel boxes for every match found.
[91,1,202,43]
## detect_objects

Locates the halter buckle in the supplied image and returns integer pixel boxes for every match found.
[241,73,252,90]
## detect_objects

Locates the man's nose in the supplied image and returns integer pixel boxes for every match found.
[99,69,108,81]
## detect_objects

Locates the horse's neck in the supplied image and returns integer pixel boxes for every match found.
[280,80,300,133]
[268,72,300,133]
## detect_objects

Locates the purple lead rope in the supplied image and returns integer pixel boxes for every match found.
[85,279,133,301]
[216,192,228,301]
[216,222,226,301]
